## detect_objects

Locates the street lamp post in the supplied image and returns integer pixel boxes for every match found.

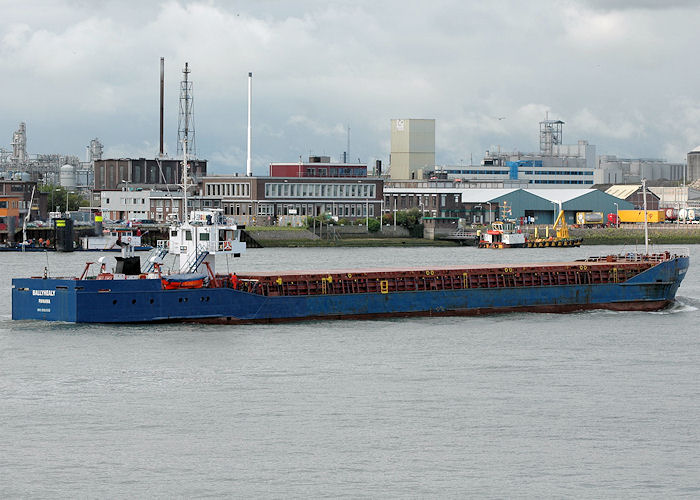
[486,201,492,224]
[51,188,61,213]
[613,202,619,228]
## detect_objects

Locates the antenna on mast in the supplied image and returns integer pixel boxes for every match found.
[177,62,196,158]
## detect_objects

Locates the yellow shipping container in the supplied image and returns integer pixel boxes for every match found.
[617,209,666,223]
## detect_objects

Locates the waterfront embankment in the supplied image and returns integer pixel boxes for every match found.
[243,225,700,247]
[244,227,456,247]
[570,225,700,245]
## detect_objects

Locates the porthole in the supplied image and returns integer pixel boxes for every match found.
[131,299,136,305]
[113,299,117,305]
[149,298,154,304]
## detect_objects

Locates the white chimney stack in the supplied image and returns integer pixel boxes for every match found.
[246,72,252,177]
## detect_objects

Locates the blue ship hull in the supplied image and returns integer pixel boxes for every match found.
[11,256,689,324]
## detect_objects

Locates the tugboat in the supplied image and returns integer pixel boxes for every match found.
[478,220,526,249]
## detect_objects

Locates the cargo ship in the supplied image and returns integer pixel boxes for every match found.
[11,209,689,323]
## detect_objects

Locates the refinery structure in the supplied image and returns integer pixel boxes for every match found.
[0,122,99,188]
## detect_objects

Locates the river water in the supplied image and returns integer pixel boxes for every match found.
[1,245,699,498]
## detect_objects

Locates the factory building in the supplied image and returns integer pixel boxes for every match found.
[648,186,700,210]
[0,179,48,242]
[384,185,632,226]
[432,119,597,187]
[93,157,207,191]
[596,155,686,184]
[200,175,383,222]
[269,156,367,178]
[604,185,660,210]
[101,189,189,223]
[389,119,435,180]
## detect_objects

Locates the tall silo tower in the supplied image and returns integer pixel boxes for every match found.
[687,146,700,183]
[60,164,77,190]
[389,118,435,180]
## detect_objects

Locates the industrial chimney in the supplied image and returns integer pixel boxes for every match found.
[159,57,165,157]
[246,72,252,177]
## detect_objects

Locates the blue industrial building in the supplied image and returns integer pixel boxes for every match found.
[484,189,634,225]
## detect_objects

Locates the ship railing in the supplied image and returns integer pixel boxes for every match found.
[583,247,689,264]
[662,246,690,258]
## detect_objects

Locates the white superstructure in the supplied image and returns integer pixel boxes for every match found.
[168,209,246,273]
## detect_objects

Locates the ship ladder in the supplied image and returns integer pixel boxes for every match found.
[142,246,169,273]
[186,250,210,274]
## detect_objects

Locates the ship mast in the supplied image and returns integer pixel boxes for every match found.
[182,138,188,223]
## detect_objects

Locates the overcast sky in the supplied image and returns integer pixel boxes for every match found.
[2,0,700,174]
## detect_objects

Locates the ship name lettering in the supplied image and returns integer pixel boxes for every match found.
[32,290,56,297]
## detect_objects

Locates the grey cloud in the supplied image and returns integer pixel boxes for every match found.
[575,0,700,10]
[2,0,700,174]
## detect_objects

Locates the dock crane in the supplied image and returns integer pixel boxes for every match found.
[529,201,580,247]
[21,186,36,252]
[550,205,570,240]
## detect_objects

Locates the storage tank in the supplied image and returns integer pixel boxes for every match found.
[576,212,604,226]
[60,164,76,190]
[665,208,677,221]
[12,172,31,182]
[679,208,688,221]
[689,209,696,221]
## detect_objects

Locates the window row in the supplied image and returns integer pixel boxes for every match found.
[265,183,376,199]
[206,183,251,197]
[257,203,376,217]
